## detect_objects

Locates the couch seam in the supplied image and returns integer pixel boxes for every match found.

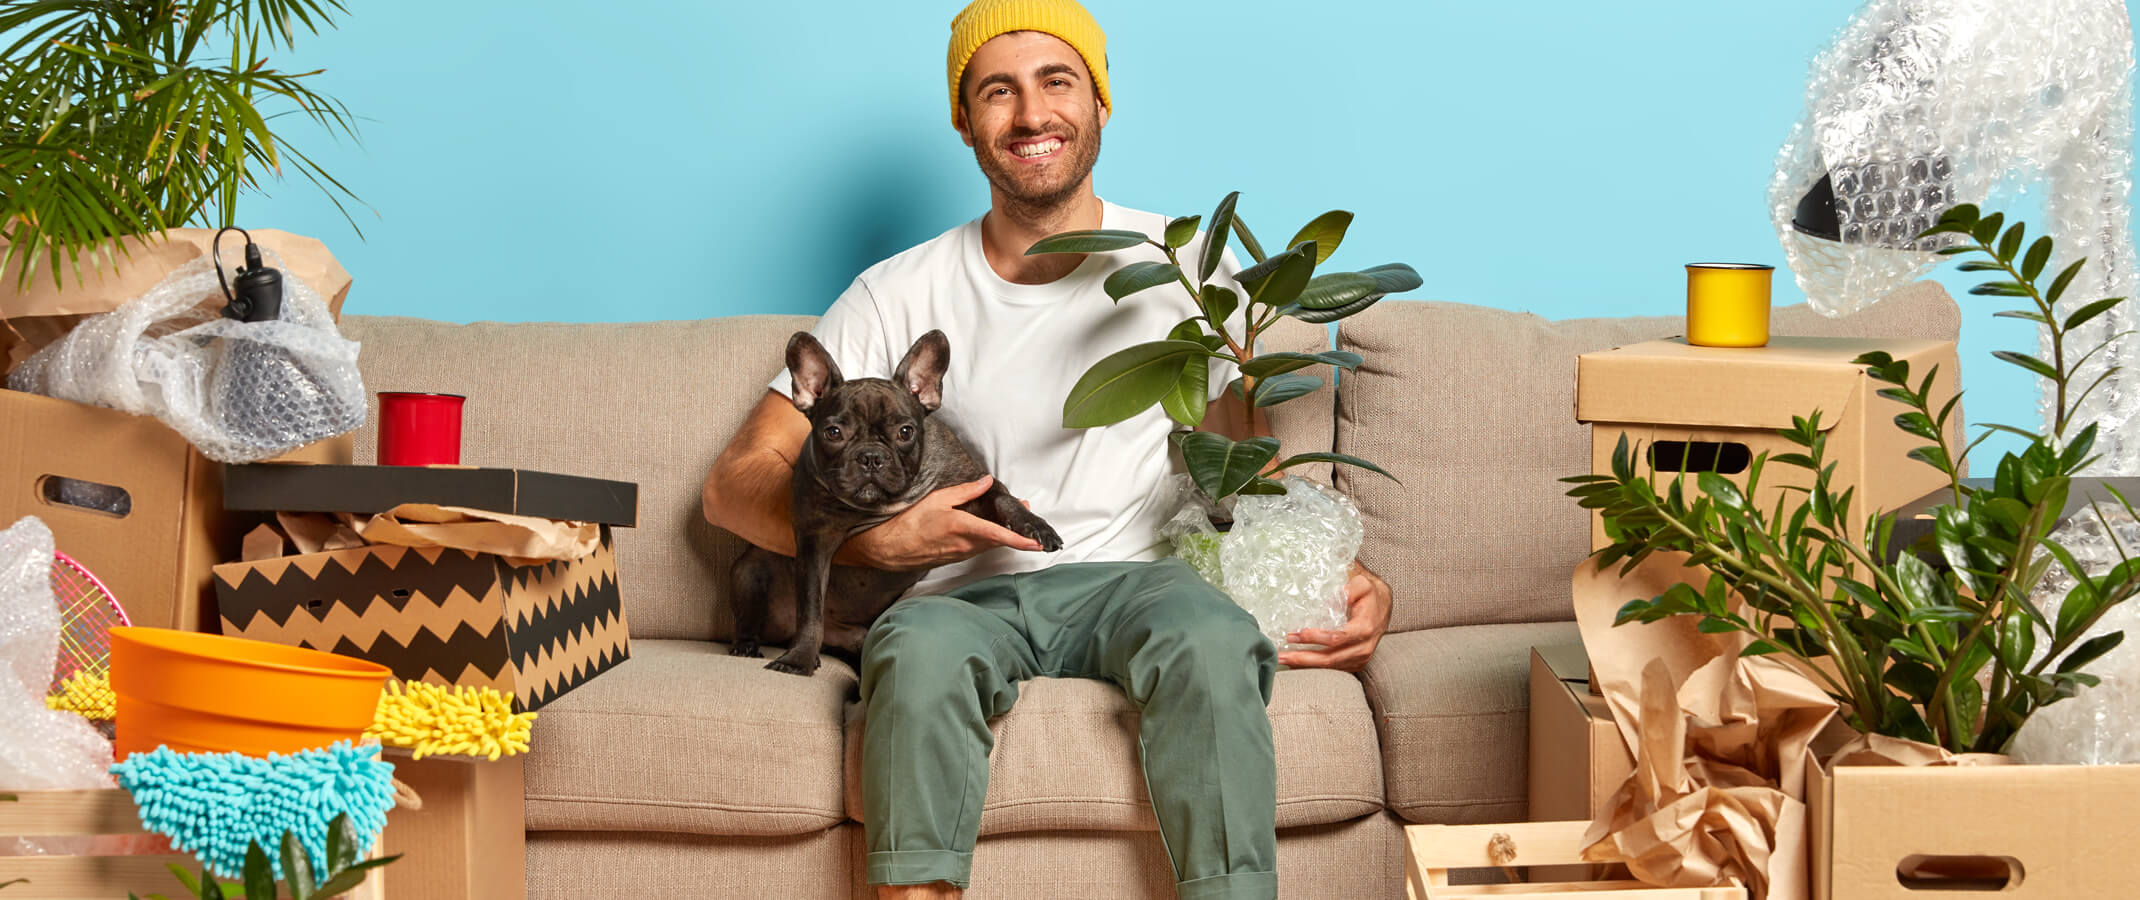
[526,794,843,817]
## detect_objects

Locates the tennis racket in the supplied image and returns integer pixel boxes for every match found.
[50,550,128,692]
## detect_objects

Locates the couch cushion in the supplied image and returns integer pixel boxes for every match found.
[842,668,1382,834]
[522,639,853,836]
[1334,283,1962,632]
[341,314,814,642]
[1363,620,1581,824]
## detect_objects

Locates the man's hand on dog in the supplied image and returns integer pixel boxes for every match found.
[1279,562,1392,672]
[841,475,1046,571]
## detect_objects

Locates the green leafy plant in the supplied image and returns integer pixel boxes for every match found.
[1028,191,1415,502]
[1,0,362,289]
[131,813,398,900]
[1567,204,2140,754]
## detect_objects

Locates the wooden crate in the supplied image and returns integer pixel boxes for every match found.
[0,788,384,899]
[1404,821,1746,899]
[0,788,197,899]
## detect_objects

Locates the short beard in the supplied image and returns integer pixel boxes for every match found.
[971,120,1102,221]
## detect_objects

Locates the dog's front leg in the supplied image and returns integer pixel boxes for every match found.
[767,533,831,676]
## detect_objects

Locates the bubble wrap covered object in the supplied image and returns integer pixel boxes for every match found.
[1161,476,1360,648]
[6,251,366,463]
[0,515,117,855]
[1771,0,2140,473]
[2010,505,2140,764]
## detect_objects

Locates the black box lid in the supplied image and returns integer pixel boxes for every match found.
[224,464,638,527]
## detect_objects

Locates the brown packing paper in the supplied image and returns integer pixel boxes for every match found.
[1574,554,1839,900]
[0,229,352,374]
[356,503,599,564]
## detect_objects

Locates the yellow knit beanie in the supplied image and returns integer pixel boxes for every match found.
[946,0,1110,128]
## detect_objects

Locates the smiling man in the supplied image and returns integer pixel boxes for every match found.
[700,1,1392,898]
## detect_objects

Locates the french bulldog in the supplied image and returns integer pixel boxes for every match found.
[728,329,1063,675]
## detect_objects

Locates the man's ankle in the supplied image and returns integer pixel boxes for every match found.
[876,882,961,899]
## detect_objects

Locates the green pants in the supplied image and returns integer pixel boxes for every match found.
[858,558,1279,900]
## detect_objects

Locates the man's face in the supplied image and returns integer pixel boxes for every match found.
[957,31,1108,208]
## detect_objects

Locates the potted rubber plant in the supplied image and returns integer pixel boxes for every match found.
[1027,190,1412,501]
[1028,192,1414,641]
[1567,204,2140,754]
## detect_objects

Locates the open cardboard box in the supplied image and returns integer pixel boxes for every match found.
[1526,645,1632,884]
[382,753,527,900]
[1804,753,2140,899]
[0,389,351,633]
[212,464,637,712]
[1576,336,1960,550]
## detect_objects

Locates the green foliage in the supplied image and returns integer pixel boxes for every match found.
[1031,192,1417,502]
[1569,204,2140,754]
[1,0,364,290]
[131,814,400,900]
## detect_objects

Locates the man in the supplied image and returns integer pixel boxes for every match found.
[701,2,1392,896]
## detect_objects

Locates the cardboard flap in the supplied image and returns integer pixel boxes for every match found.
[1576,336,1948,431]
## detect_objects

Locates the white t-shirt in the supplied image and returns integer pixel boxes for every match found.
[769,200,1245,597]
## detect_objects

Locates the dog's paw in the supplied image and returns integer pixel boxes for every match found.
[1011,510,1063,552]
[727,640,762,659]
[765,651,820,676]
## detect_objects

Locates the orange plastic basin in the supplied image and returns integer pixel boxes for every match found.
[109,627,390,758]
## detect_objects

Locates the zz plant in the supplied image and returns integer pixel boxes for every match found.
[1568,204,2140,754]
[1028,191,1413,502]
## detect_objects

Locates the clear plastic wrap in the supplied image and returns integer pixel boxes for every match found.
[1160,475,1359,648]
[0,515,116,854]
[7,250,365,463]
[1771,0,2139,473]
[2010,504,2140,764]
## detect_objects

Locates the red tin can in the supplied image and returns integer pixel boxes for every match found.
[377,392,466,466]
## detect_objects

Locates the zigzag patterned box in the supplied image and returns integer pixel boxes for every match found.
[212,527,628,711]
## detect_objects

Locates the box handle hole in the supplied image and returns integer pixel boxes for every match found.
[1896,854,2024,891]
[35,476,132,518]
[1647,440,1751,475]
[391,588,411,599]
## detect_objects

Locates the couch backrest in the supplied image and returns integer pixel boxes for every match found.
[339,314,1334,642]
[1334,282,1963,633]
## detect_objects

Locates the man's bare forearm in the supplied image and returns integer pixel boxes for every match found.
[704,392,873,566]
[704,445,802,556]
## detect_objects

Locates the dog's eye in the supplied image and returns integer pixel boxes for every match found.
[823,425,842,441]
[898,424,914,441]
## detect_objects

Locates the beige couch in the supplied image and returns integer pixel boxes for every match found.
[339,282,1959,898]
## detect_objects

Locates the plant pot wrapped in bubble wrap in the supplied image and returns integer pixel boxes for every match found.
[1159,474,1361,648]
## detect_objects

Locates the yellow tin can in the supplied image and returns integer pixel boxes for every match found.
[1686,263,1774,348]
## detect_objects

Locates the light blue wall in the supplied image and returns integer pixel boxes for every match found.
[238,1,2140,457]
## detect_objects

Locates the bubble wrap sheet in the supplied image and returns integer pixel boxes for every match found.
[0,516,115,855]
[6,251,365,463]
[2011,504,2140,764]
[1771,0,2140,473]
[1160,476,1359,648]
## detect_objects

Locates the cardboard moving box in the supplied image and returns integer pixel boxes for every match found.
[383,753,527,900]
[1526,645,1635,884]
[1576,336,1959,550]
[0,389,351,633]
[1806,755,2140,899]
[213,464,636,711]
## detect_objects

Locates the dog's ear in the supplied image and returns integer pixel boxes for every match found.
[892,330,950,411]
[786,332,844,413]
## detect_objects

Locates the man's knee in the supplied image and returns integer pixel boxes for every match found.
[1122,563,1276,701]
[861,596,1007,707]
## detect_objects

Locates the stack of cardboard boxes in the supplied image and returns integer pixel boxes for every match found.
[1537,334,2140,897]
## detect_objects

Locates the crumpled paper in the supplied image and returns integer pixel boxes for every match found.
[243,503,597,566]
[1573,554,1839,900]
